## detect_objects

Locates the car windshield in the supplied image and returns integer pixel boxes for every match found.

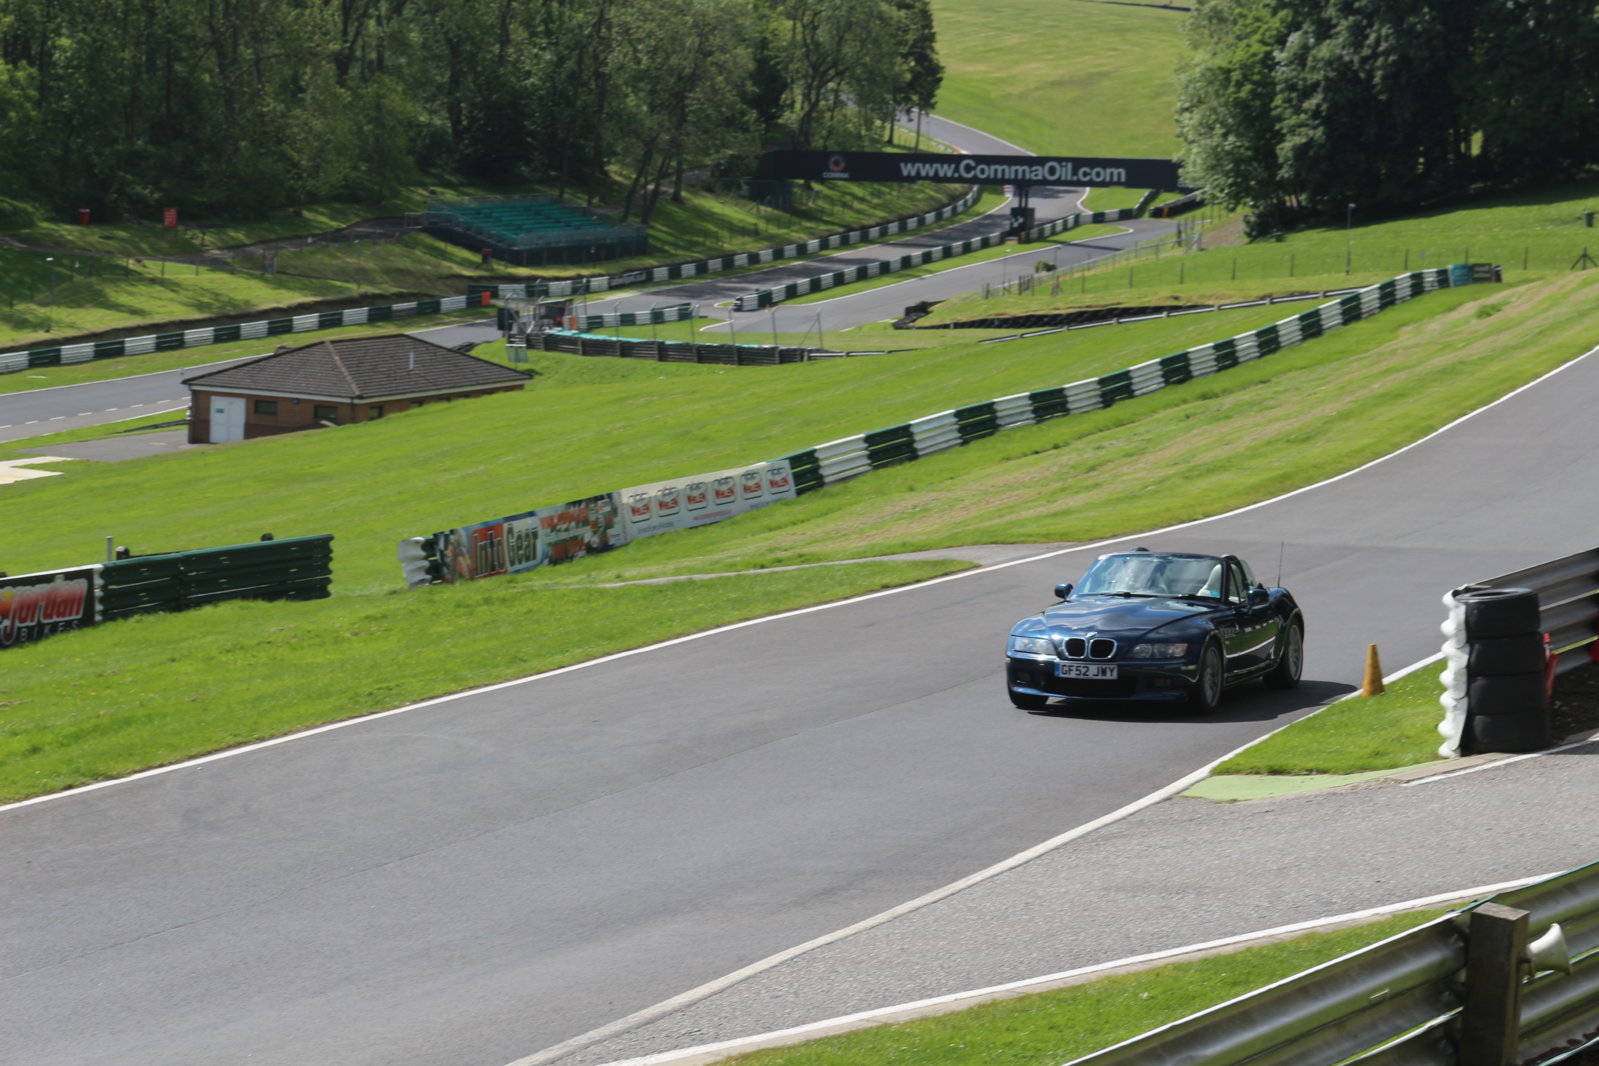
[1075,553,1226,599]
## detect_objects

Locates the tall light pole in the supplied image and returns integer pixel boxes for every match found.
[1345,203,1356,274]
[44,257,56,332]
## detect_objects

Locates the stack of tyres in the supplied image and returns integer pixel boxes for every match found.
[1451,587,1552,753]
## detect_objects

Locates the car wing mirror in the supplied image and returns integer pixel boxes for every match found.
[1054,582,1073,600]
[1248,587,1270,608]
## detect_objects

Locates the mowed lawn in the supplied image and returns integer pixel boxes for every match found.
[929,0,1185,157]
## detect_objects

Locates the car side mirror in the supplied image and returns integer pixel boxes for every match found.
[1054,582,1072,600]
[1247,587,1270,608]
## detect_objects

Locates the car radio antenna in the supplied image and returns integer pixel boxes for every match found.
[1276,542,1285,588]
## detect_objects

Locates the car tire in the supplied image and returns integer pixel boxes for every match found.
[1466,671,1548,716]
[1186,642,1224,714]
[1264,622,1303,690]
[1457,587,1541,640]
[1008,687,1049,710]
[1466,634,1547,676]
[1466,709,1552,754]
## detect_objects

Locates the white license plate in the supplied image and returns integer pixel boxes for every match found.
[1057,662,1118,679]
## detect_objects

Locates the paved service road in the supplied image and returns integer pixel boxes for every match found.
[4,336,1596,1066]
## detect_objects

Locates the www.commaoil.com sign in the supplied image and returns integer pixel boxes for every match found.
[758,150,1188,190]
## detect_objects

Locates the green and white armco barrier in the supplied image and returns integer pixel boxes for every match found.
[773,267,1478,495]
[472,186,983,303]
[732,202,1152,312]
[0,295,481,376]
[565,302,699,331]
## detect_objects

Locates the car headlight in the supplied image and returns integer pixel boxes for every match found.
[1009,635,1056,657]
[1130,642,1189,659]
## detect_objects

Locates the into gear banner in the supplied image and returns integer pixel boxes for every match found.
[413,460,797,586]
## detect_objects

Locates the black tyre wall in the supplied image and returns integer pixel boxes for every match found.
[1467,671,1548,716]
[1458,587,1541,639]
[1466,634,1548,676]
[1467,710,1553,753]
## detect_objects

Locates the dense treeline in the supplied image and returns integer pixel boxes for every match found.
[0,0,940,220]
[1177,0,1599,235]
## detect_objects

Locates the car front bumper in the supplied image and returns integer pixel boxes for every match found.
[1005,656,1201,702]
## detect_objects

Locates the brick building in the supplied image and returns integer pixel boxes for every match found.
[185,333,530,443]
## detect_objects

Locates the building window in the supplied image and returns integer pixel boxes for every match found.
[313,405,339,423]
[368,405,384,419]
[253,399,279,416]
[411,400,426,409]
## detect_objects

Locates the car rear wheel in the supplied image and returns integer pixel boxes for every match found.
[1008,687,1049,710]
[1265,622,1304,690]
[1186,643,1224,714]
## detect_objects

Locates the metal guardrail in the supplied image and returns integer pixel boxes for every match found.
[1464,551,1599,676]
[1067,862,1599,1066]
[730,204,1147,312]
[0,296,477,376]
[774,268,1460,497]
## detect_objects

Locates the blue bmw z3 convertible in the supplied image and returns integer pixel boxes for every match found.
[1004,547,1304,713]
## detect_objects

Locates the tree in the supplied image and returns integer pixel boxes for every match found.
[886,0,941,146]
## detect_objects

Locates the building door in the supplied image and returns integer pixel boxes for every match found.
[209,396,246,443]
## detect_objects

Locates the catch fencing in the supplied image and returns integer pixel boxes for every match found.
[1064,859,1599,1066]
[775,267,1470,496]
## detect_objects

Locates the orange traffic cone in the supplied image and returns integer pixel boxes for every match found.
[1362,644,1385,697]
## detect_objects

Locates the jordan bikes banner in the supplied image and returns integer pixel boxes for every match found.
[0,567,98,649]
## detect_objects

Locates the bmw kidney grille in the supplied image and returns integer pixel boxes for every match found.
[1058,637,1117,659]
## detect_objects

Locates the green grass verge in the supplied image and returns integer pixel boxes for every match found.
[930,0,1184,156]
[705,910,1445,1066]
[1217,664,1449,776]
[930,180,1599,322]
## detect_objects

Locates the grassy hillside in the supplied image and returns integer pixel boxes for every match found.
[0,179,973,352]
[929,0,1186,156]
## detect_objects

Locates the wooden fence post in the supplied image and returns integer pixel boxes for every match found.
[1460,902,1529,1066]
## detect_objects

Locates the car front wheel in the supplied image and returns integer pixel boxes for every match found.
[1186,643,1224,714]
[1265,622,1304,690]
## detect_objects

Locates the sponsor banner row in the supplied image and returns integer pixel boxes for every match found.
[0,567,99,649]
[425,460,796,584]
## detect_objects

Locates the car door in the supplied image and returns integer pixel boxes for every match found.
[1212,559,1253,677]
[1226,557,1280,674]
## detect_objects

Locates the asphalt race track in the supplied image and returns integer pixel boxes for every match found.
[6,330,1599,1065]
